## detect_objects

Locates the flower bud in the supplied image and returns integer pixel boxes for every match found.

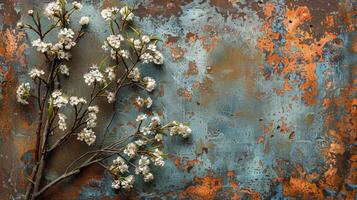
[16,22,25,29]
[28,9,34,16]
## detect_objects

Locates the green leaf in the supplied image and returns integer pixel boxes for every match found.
[129,25,141,36]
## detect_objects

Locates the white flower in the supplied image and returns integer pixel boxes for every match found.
[136,114,147,121]
[69,96,87,106]
[169,122,192,138]
[16,83,31,104]
[127,68,141,82]
[144,172,154,182]
[119,6,134,21]
[32,39,52,53]
[121,175,134,189]
[134,96,144,107]
[119,50,129,59]
[135,139,146,146]
[155,134,163,142]
[106,91,115,103]
[86,106,99,128]
[147,44,157,51]
[143,77,156,92]
[16,22,24,29]
[149,116,161,129]
[58,113,67,131]
[140,53,153,64]
[152,148,165,167]
[72,1,82,9]
[50,90,68,108]
[123,143,137,158]
[110,156,129,174]
[101,7,119,21]
[57,28,76,50]
[88,105,99,113]
[112,179,121,189]
[105,67,115,81]
[141,35,150,43]
[145,97,152,108]
[79,16,90,25]
[44,1,61,19]
[58,64,69,76]
[27,9,34,16]
[83,65,104,85]
[140,127,152,135]
[77,128,96,145]
[103,34,124,50]
[133,39,141,50]
[153,51,164,64]
[29,68,45,79]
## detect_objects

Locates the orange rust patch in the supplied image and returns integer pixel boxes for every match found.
[179,176,223,200]
[170,46,185,60]
[177,87,193,102]
[283,177,323,199]
[0,29,28,66]
[184,61,199,78]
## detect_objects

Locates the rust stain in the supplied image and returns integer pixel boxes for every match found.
[179,175,223,200]
[136,0,193,18]
[177,87,193,102]
[184,61,199,78]
[0,29,28,66]
[170,46,185,60]
[283,177,323,199]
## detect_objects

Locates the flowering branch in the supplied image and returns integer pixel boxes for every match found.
[16,1,192,199]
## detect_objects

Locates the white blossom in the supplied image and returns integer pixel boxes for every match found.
[58,113,67,131]
[127,68,141,82]
[119,50,129,59]
[152,148,165,167]
[155,134,163,142]
[145,97,152,108]
[44,1,61,19]
[143,77,156,92]
[16,22,25,29]
[106,91,115,103]
[103,34,124,50]
[135,139,146,146]
[101,7,119,21]
[79,16,90,25]
[111,179,121,189]
[57,28,76,50]
[88,105,99,113]
[27,9,34,16]
[83,65,104,86]
[133,39,141,50]
[121,175,134,189]
[123,143,137,158]
[29,68,45,79]
[169,121,192,138]
[110,156,129,174]
[50,90,68,108]
[119,6,134,21]
[16,83,31,104]
[59,64,69,76]
[77,128,96,145]
[153,51,164,64]
[105,67,115,81]
[72,1,82,9]
[140,53,153,64]
[141,35,150,44]
[69,96,87,106]
[32,39,52,53]
[140,127,152,135]
[149,116,161,129]
[147,44,157,51]
[86,106,99,128]
[136,114,147,122]
[134,96,144,107]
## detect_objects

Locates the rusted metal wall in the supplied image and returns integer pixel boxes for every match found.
[0,0,356,199]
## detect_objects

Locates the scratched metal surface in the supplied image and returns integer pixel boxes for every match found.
[0,0,356,199]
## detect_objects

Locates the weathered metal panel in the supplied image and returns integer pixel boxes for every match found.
[0,0,356,199]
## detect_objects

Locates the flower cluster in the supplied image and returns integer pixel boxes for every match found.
[135,156,154,182]
[134,36,164,65]
[58,113,67,131]
[83,65,104,86]
[29,68,45,79]
[134,96,152,109]
[143,77,156,92]
[123,143,138,158]
[16,83,31,104]
[77,105,99,145]
[101,6,134,21]
[169,121,192,138]
[59,64,69,76]
[69,96,87,106]
[50,90,68,108]
[109,156,134,189]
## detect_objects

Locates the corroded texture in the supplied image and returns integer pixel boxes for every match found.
[0,0,356,199]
